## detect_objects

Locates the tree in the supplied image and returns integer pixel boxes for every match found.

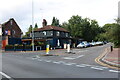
[100,21,120,48]
[114,18,120,24]
[67,15,83,38]
[34,23,38,30]
[61,15,101,41]
[23,23,39,38]
[23,25,33,38]
[51,17,60,27]
[107,24,120,47]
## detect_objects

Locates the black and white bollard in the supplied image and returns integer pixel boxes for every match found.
[67,44,70,53]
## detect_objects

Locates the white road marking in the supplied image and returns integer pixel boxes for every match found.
[63,57,75,60]
[0,72,11,79]
[32,58,37,60]
[63,63,76,65]
[58,61,66,63]
[76,65,86,67]
[53,61,61,64]
[109,70,120,73]
[80,64,91,67]
[91,67,104,70]
[77,55,84,58]
[38,59,43,61]
[63,55,84,60]
[93,66,108,69]
[45,60,52,62]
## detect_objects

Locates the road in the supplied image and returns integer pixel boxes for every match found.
[2,44,119,79]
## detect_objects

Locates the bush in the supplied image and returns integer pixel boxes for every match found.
[5,45,14,49]
[5,45,32,50]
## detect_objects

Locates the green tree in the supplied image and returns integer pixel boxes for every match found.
[67,15,83,38]
[23,25,33,38]
[107,24,120,47]
[34,23,38,30]
[114,18,120,24]
[23,23,39,38]
[62,15,101,41]
[51,17,60,27]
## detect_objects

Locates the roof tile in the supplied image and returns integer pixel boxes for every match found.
[35,25,69,32]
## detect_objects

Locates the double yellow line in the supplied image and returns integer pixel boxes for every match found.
[95,48,120,70]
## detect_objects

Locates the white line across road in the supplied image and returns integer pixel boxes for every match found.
[62,62,76,66]
[109,70,120,73]
[91,67,104,70]
[0,71,13,80]
[30,57,119,73]
[52,61,61,64]
[63,55,84,60]
[76,65,86,67]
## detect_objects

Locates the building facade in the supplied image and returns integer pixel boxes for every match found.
[34,25,71,48]
[22,25,71,50]
[2,18,23,49]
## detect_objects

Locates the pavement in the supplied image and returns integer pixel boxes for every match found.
[99,48,120,69]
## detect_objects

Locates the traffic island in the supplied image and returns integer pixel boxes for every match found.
[40,54,59,56]
[65,52,76,54]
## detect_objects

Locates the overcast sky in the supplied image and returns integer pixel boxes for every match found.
[0,0,119,34]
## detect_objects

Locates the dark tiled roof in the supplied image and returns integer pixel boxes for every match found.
[35,25,69,32]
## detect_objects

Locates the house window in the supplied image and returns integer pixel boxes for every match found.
[13,30,15,34]
[66,33,68,37]
[43,31,46,35]
[51,31,53,36]
[56,31,60,36]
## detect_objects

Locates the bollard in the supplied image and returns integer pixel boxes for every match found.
[67,44,70,53]
[64,44,67,49]
[46,45,50,54]
[110,46,113,52]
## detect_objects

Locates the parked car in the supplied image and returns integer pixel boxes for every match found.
[77,43,86,48]
[90,42,96,46]
[82,42,91,47]
[77,41,91,48]
[103,41,108,44]
[95,41,104,45]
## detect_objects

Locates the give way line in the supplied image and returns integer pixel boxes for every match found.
[63,55,84,60]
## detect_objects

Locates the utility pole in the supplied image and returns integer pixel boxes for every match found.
[32,0,34,51]
[118,1,120,24]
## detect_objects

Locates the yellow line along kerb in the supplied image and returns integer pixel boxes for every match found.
[95,48,120,70]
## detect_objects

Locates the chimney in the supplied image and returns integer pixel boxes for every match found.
[42,19,47,27]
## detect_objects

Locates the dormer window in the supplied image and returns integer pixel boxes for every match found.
[56,31,60,36]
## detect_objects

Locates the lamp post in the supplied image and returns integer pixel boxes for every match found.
[32,0,34,51]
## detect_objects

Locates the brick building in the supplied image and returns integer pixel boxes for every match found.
[1,18,23,49]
